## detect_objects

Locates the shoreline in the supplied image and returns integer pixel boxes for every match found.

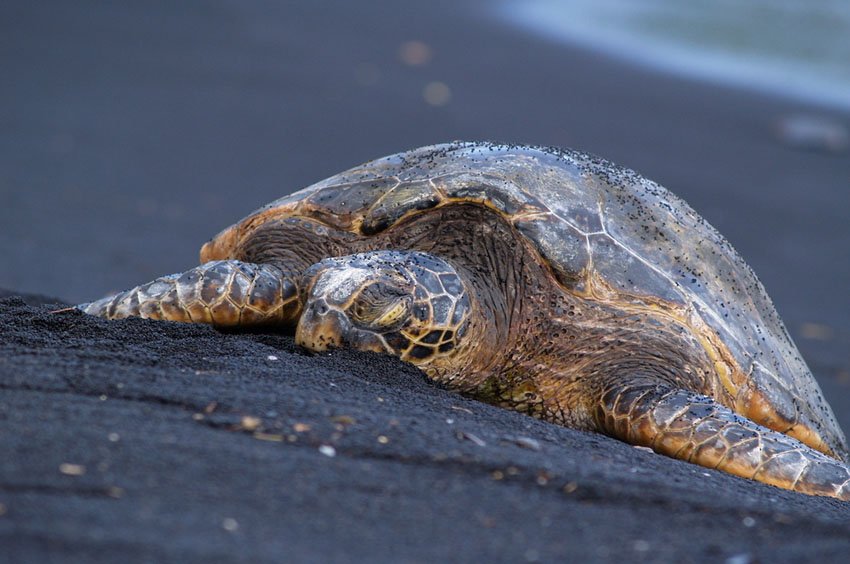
[497,0,850,113]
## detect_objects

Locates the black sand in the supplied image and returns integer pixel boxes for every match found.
[2,1,850,562]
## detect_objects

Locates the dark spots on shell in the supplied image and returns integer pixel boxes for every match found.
[178,271,197,285]
[408,251,451,273]
[308,184,343,206]
[438,342,455,353]
[514,213,589,288]
[685,404,716,419]
[588,234,685,304]
[248,275,281,308]
[307,178,397,218]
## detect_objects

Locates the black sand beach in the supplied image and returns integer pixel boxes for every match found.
[2,1,850,562]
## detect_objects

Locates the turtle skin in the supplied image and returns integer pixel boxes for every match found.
[79,142,850,499]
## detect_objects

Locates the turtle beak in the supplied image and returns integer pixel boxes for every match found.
[295,299,387,354]
[295,299,350,352]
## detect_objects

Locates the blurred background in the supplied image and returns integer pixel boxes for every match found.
[1,0,849,424]
[510,0,850,110]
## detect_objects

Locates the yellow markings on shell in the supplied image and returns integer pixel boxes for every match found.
[583,271,743,405]
[582,271,833,458]
[713,361,735,398]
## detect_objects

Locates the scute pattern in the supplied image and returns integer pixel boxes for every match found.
[305,177,400,229]
[396,255,470,363]
[514,213,589,288]
[361,180,440,235]
[80,260,301,326]
[436,172,541,215]
[588,233,687,305]
[597,383,850,498]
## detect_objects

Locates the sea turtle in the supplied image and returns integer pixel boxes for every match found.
[79,141,850,499]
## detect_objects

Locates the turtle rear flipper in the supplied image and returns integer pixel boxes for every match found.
[79,260,302,327]
[595,383,850,499]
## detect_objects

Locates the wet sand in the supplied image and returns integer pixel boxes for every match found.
[2,1,850,561]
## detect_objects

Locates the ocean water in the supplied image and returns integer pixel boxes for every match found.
[501,0,850,111]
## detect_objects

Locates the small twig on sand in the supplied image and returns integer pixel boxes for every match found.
[48,306,77,314]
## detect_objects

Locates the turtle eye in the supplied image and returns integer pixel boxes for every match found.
[347,281,411,331]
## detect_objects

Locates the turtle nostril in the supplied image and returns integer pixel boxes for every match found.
[296,303,349,353]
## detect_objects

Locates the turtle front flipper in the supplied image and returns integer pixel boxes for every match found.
[594,383,850,499]
[78,260,302,327]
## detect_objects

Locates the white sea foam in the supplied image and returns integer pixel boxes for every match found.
[500,0,850,111]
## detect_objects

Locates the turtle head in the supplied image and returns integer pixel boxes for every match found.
[295,251,471,367]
